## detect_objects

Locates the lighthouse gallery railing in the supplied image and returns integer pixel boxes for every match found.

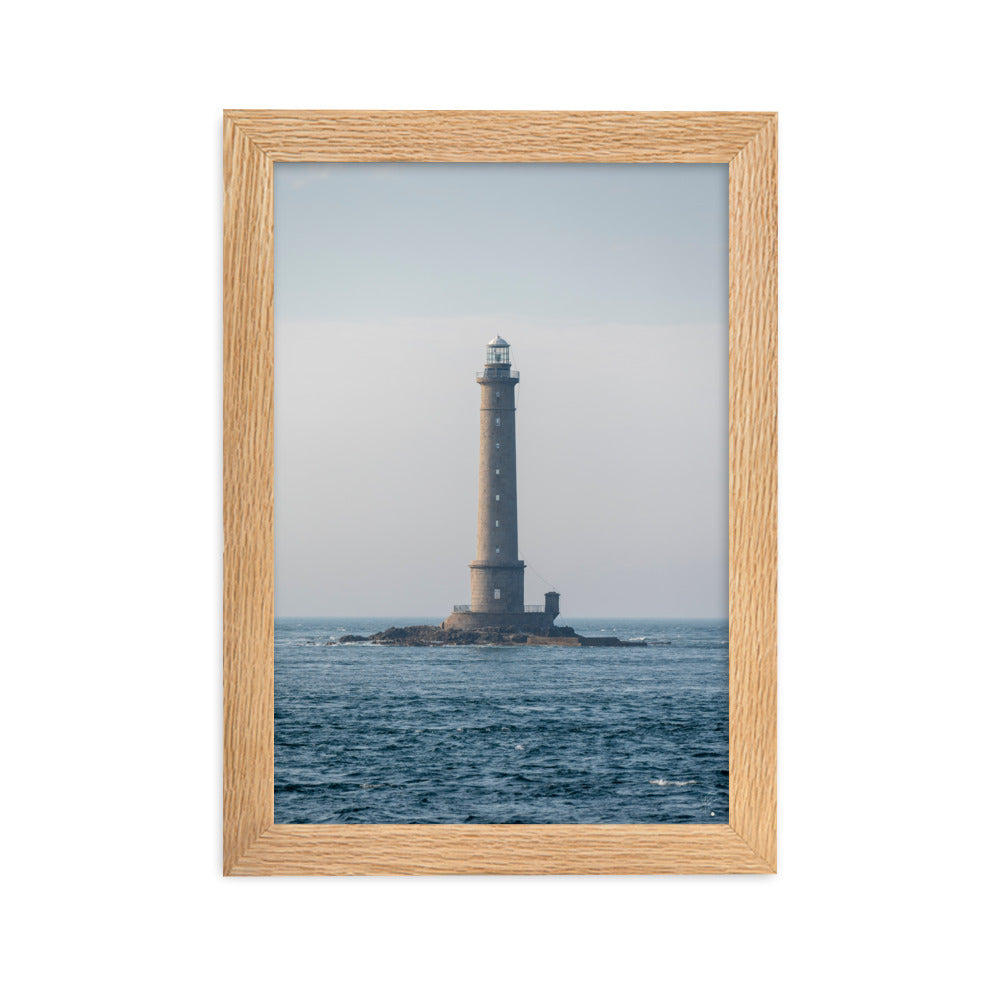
[453,604,546,613]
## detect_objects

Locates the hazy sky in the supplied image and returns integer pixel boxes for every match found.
[274,163,728,618]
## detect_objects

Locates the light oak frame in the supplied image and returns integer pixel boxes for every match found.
[223,111,777,875]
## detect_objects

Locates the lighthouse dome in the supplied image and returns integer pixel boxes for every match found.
[485,336,511,366]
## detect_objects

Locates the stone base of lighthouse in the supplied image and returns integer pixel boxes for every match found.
[441,610,558,632]
[442,587,561,632]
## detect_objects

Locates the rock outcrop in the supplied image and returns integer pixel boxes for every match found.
[334,625,646,647]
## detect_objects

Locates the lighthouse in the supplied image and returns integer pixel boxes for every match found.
[443,337,560,631]
[472,335,524,613]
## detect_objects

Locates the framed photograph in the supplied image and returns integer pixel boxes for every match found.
[224,111,776,874]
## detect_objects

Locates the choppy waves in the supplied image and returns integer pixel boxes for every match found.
[275,617,729,824]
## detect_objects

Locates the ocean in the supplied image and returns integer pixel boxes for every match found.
[275,617,729,824]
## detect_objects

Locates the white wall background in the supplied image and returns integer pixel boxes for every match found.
[3,2,997,997]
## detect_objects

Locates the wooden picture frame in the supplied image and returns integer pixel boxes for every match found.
[223,111,776,875]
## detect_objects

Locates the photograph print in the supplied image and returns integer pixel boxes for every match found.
[273,162,729,824]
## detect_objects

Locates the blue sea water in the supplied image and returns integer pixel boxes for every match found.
[275,617,728,824]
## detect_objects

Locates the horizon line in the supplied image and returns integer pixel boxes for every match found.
[275,613,730,621]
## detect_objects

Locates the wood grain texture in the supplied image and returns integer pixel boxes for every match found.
[223,116,274,870]
[225,110,774,163]
[223,110,778,875]
[230,825,772,876]
[728,116,778,868]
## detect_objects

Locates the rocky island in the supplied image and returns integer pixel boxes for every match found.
[332,625,647,648]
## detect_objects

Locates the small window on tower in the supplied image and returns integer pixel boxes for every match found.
[495,417,501,426]
[494,589,501,600]
[495,546,500,554]
[495,468,500,475]
[495,442,500,450]
[495,494,500,502]
[495,392,500,401]
[495,520,499,527]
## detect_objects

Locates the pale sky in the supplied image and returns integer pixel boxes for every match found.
[274,163,728,618]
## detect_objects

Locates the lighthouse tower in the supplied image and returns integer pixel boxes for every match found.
[443,337,559,632]
[471,336,524,613]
